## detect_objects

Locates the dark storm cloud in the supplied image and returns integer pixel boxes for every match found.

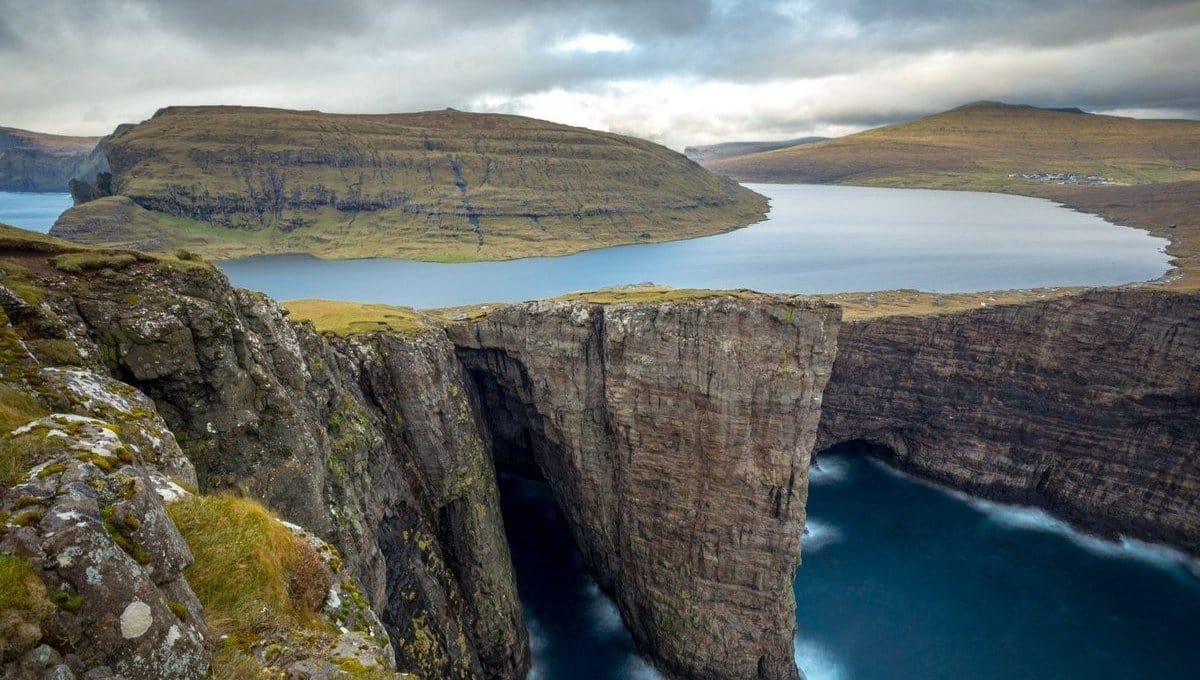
[0,0,1196,146]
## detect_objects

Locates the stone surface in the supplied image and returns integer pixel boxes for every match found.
[449,297,841,680]
[817,289,1200,555]
[0,375,209,679]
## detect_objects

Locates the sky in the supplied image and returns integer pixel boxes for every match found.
[1,0,1199,149]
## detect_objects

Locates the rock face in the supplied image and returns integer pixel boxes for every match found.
[817,289,1200,555]
[448,297,841,679]
[1,367,209,679]
[58,279,528,678]
[0,250,527,678]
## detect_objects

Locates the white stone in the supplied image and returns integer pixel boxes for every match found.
[120,601,153,639]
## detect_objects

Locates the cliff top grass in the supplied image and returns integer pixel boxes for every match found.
[51,105,767,261]
[284,299,434,338]
[0,222,214,278]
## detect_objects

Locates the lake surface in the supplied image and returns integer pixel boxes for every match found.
[794,448,1200,680]
[0,191,72,233]
[217,184,1171,308]
[501,449,1200,679]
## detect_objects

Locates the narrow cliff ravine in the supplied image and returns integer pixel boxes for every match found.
[447,297,841,680]
[817,289,1200,555]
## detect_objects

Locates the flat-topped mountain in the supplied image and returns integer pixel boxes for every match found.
[0,126,104,192]
[51,106,766,260]
[706,102,1200,189]
[683,136,826,164]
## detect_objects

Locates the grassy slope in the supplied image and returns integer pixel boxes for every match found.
[53,106,766,261]
[707,102,1200,188]
[706,102,1200,292]
[0,126,103,192]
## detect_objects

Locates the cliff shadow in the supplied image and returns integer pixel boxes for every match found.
[459,348,653,676]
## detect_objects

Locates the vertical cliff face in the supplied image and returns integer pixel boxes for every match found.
[19,257,528,678]
[817,289,1200,555]
[448,297,841,679]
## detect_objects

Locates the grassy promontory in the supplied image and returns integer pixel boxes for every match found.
[50,106,767,261]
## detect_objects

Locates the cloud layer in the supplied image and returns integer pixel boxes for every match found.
[1,0,1197,148]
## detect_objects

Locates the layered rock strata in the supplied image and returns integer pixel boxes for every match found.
[448,298,841,679]
[817,289,1200,555]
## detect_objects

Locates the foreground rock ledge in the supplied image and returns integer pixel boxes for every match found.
[449,297,841,679]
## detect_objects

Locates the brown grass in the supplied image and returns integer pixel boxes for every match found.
[284,299,434,338]
[166,495,330,638]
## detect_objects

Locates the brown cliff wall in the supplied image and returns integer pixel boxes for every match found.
[20,258,528,678]
[448,297,841,680]
[817,289,1200,554]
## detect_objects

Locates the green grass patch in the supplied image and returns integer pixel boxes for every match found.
[284,299,433,338]
[167,495,331,639]
[51,251,141,274]
[0,554,52,660]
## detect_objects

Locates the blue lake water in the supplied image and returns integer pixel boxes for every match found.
[216,184,1171,308]
[0,191,72,233]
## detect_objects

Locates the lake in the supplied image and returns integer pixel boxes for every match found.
[0,191,73,233]
[216,184,1171,308]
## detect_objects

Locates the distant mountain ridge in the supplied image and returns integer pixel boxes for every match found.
[704,101,1200,189]
[0,126,105,192]
[51,105,767,260]
[684,137,827,164]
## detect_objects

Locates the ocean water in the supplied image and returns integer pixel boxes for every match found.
[0,191,73,233]
[216,184,1171,308]
[501,451,1200,679]
[497,473,662,679]
[794,449,1200,680]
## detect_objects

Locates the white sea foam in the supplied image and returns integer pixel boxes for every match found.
[808,456,851,485]
[586,582,625,635]
[793,636,847,680]
[623,655,664,679]
[524,612,549,679]
[968,496,1200,576]
[865,458,1200,578]
[802,518,842,553]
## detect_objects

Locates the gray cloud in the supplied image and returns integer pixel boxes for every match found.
[0,0,1195,148]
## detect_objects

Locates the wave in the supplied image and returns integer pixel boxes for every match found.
[803,518,842,553]
[967,496,1200,577]
[622,655,664,679]
[586,582,626,635]
[794,635,847,680]
[865,458,1200,578]
[809,455,851,485]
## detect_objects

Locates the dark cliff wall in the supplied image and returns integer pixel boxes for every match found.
[32,261,528,678]
[449,298,841,680]
[817,289,1200,555]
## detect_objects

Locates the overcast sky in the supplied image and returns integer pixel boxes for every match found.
[2,0,1198,149]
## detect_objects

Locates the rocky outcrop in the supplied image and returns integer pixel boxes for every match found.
[35,267,529,678]
[448,297,841,679]
[1,367,209,679]
[817,289,1200,555]
[0,244,528,679]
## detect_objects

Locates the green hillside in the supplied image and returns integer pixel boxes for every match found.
[52,106,766,261]
[707,102,1200,190]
